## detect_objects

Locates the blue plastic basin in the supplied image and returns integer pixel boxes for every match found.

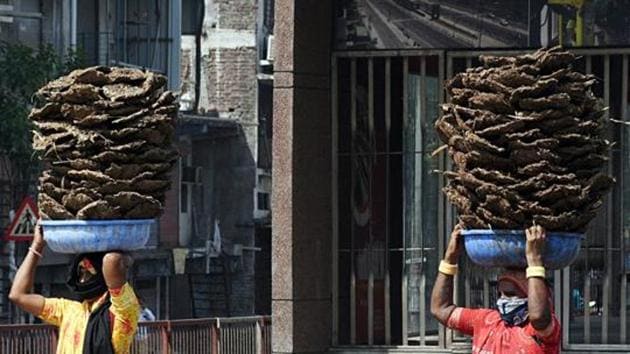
[461,229,583,269]
[41,219,154,254]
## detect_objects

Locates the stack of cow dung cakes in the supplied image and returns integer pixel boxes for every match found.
[435,46,615,232]
[29,66,178,220]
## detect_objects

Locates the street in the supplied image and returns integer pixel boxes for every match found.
[345,0,529,49]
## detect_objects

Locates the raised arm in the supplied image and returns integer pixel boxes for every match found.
[104,252,140,354]
[526,225,553,334]
[430,224,463,325]
[9,220,45,316]
[102,252,132,289]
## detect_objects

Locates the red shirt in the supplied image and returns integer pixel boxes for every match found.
[447,307,561,354]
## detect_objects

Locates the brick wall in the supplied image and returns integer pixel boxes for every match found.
[216,0,257,31]
[201,47,257,122]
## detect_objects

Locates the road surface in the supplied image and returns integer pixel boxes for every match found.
[349,0,528,49]
[415,0,527,46]
[361,0,407,48]
[370,0,468,48]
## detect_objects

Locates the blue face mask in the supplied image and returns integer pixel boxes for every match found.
[496,296,528,326]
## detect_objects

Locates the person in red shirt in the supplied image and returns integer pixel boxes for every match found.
[431,225,561,354]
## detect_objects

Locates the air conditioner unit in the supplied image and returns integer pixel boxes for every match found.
[266,35,275,62]
[182,166,203,184]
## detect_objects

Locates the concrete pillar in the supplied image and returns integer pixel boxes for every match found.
[271,1,333,353]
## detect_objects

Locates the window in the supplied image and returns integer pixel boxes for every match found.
[557,53,630,348]
[74,0,178,72]
[334,54,444,346]
[115,0,172,73]
[0,0,44,49]
[257,192,269,211]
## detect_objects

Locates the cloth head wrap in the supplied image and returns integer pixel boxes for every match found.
[66,252,108,302]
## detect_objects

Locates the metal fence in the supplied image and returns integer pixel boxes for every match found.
[0,324,57,354]
[0,316,271,354]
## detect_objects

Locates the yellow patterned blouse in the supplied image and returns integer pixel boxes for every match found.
[38,282,141,354]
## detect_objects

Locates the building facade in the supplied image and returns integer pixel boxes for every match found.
[272,1,630,353]
[176,0,273,317]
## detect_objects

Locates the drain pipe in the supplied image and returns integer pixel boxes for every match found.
[193,0,205,113]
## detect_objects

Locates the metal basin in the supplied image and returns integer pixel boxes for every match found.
[461,229,583,269]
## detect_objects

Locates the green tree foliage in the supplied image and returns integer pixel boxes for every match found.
[0,42,84,206]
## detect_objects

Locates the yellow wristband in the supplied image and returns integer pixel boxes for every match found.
[526,266,546,279]
[439,260,458,276]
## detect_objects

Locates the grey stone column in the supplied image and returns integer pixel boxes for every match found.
[272,1,333,353]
